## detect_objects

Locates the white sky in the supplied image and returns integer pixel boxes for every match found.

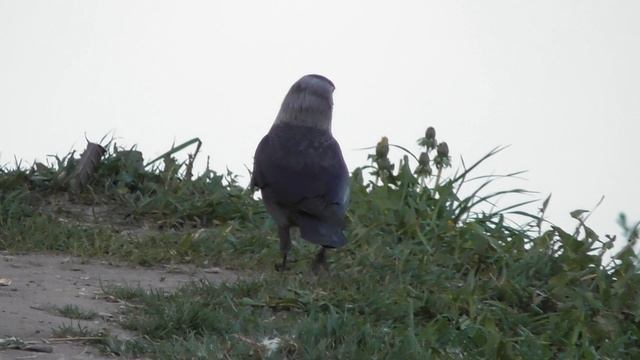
[1,1,639,246]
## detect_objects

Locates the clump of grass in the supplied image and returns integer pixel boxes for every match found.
[51,322,102,339]
[1,130,639,358]
[54,304,98,320]
[51,322,148,357]
[0,137,272,268]
[100,283,151,302]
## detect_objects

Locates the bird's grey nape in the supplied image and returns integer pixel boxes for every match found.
[274,74,335,131]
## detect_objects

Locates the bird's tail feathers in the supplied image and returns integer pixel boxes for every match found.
[297,215,347,248]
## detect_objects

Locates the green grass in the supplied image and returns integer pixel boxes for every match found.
[52,322,103,339]
[54,304,98,320]
[50,322,146,356]
[1,131,639,359]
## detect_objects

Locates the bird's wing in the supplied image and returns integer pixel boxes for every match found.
[252,125,349,224]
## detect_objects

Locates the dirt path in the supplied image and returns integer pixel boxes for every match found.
[0,252,239,359]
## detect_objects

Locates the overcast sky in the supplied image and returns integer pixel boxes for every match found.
[1,1,638,247]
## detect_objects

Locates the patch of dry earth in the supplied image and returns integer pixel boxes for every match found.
[0,252,239,359]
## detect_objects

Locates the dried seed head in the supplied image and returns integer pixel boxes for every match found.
[437,142,449,158]
[377,157,393,171]
[376,136,389,158]
[418,152,430,166]
[418,127,437,150]
[426,127,436,140]
[415,151,432,177]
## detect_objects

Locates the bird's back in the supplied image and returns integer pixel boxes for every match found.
[252,123,349,247]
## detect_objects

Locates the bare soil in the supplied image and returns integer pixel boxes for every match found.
[0,252,239,359]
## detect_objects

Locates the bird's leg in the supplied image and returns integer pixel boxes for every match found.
[275,226,292,271]
[311,247,329,274]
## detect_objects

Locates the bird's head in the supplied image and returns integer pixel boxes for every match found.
[274,74,335,131]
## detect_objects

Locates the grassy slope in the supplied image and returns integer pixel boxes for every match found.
[1,135,639,359]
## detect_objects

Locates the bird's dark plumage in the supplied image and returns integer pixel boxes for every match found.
[251,74,349,270]
[252,124,349,247]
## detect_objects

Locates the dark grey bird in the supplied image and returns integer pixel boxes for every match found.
[250,74,349,272]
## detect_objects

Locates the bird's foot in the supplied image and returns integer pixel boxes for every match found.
[275,253,290,272]
[311,248,329,274]
[274,262,288,272]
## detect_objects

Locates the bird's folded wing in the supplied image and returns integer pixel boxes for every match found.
[251,126,349,219]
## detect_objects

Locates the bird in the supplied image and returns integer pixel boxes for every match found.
[250,74,349,272]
